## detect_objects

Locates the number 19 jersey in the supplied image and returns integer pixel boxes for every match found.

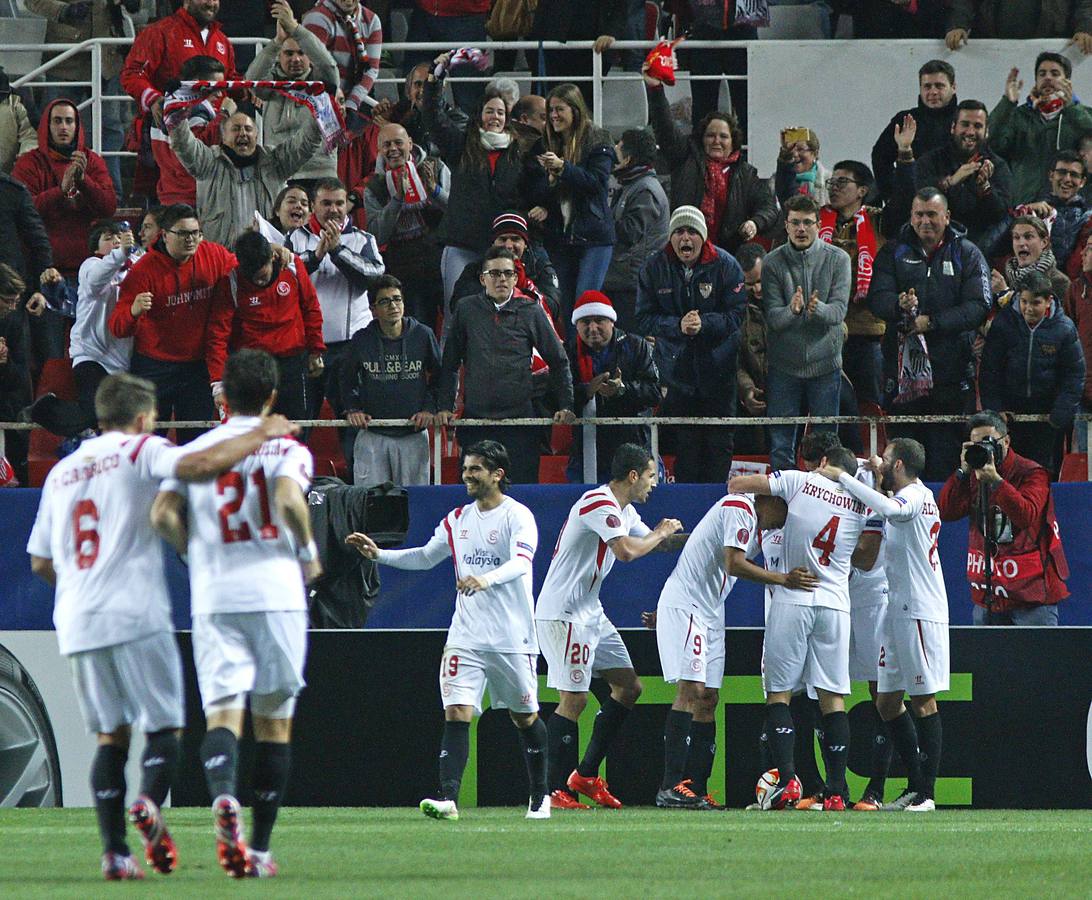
[160,416,313,616]
[768,469,868,613]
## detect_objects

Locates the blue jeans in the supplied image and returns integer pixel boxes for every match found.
[550,244,613,323]
[766,367,842,471]
[406,11,488,114]
[972,604,1059,626]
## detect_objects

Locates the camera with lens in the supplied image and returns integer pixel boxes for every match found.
[966,436,1002,470]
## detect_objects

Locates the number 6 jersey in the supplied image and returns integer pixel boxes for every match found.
[160,416,314,616]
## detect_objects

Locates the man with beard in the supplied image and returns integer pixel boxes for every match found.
[900,100,1012,251]
[872,60,959,202]
[991,52,1092,205]
[248,0,340,193]
[170,107,323,247]
[868,188,991,481]
[816,438,949,812]
[364,123,450,331]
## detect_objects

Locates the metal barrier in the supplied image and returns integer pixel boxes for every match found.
[3,414,1089,484]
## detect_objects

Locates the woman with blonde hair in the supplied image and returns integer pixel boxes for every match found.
[527,83,615,320]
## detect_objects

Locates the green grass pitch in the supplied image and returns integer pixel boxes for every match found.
[1,807,1089,898]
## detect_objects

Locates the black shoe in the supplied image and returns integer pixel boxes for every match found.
[655,780,703,809]
[19,392,58,424]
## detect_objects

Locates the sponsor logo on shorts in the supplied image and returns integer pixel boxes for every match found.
[570,670,585,684]
[606,514,621,528]
[690,659,702,673]
[442,683,452,696]
[915,675,924,685]
[737,528,750,544]
[520,693,531,704]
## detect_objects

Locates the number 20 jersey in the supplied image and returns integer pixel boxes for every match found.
[161,416,314,616]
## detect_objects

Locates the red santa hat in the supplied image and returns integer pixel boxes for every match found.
[571,290,617,325]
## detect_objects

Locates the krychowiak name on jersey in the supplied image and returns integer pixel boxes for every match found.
[376,496,540,653]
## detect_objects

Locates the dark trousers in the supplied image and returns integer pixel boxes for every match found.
[661,390,734,484]
[308,340,356,468]
[274,352,310,422]
[682,24,758,143]
[383,239,444,334]
[1010,420,1064,479]
[458,419,542,484]
[31,360,108,437]
[843,335,883,408]
[129,353,215,444]
[890,386,973,482]
[405,10,488,114]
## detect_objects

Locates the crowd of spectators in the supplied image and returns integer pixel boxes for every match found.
[1,0,1091,489]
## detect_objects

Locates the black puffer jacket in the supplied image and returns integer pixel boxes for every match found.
[646,86,777,253]
[525,128,616,248]
[980,297,1086,429]
[872,93,959,201]
[868,221,992,389]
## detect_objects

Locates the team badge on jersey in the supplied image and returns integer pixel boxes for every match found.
[699,282,712,298]
[277,281,290,296]
[487,530,498,544]
[606,514,621,528]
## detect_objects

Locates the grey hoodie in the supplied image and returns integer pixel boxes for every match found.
[762,237,851,379]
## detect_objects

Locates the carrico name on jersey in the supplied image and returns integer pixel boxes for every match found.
[535,486,650,624]
[659,493,760,626]
[768,469,868,613]
[26,432,191,655]
[160,416,314,616]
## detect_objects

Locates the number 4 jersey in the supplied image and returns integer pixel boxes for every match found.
[160,416,314,616]
[27,431,194,655]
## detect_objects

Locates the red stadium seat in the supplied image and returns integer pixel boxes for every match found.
[539,455,568,483]
[27,429,61,487]
[858,401,888,456]
[550,423,572,455]
[1058,453,1088,482]
[305,401,348,479]
[35,357,77,401]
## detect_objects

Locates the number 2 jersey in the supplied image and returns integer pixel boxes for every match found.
[658,493,760,627]
[160,416,314,617]
[376,496,539,654]
[26,431,192,655]
[535,485,650,626]
[874,481,947,623]
[767,469,869,613]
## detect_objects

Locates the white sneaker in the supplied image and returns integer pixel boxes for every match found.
[882,789,919,811]
[420,798,459,821]
[526,793,551,819]
[906,796,936,812]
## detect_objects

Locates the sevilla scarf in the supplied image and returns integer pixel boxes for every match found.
[1004,247,1057,291]
[643,36,684,85]
[319,0,369,85]
[164,80,345,153]
[700,151,738,243]
[819,206,877,301]
[433,47,490,80]
[1031,91,1066,121]
[384,157,430,240]
[894,299,934,404]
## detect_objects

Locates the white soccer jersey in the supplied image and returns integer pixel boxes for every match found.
[377,496,539,654]
[535,485,650,625]
[26,431,191,655]
[767,469,868,613]
[761,526,785,619]
[659,494,760,627]
[160,416,313,616]
[837,476,948,624]
[849,463,889,611]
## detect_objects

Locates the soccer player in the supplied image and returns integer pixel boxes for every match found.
[346,441,551,821]
[536,443,684,811]
[152,349,322,877]
[817,438,949,812]
[26,373,297,880]
[654,491,820,809]
[730,444,871,811]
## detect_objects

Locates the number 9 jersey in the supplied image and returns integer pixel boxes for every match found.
[160,416,314,616]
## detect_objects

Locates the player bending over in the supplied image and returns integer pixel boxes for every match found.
[153,350,322,877]
[817,438,948,812]
[27,373,297,880]
[536,443,684,810]
[730,445,870,811]
[651,491,820,809]
[347,441,551,821]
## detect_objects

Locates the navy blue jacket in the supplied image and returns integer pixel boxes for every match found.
[868,221,992,389]
[635,242,746,397]
[980,298,1086,429]
[526,129,616,248]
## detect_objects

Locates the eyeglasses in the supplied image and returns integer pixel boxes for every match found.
[1052,169,1084,181]
[167,228,202,240]
[483,269,517,279]
[827,177,860,189]
[374,296,404,307]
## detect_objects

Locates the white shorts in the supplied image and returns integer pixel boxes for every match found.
[537,616,634,691]
[763,602,850,696]
[192,611,308,712]
[656,607,725,689]
[877,616,950,696]
[68,632,184,735]
[849,603,886,683]
[439,646,539,716]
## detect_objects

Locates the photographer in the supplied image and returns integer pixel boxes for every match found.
[937,411,1070,625]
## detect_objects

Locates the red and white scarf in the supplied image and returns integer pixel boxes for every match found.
[319,0,369,86]
[1032,91,1066,121]
[700,150,739,243]
[163,80,345,153]
[384,157,429,240]
[819,206,877,301]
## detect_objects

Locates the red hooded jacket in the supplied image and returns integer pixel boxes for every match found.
[10,99,117,277]
[111,239,237,364]
[205,256,326,382]
[120,7,238,114]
